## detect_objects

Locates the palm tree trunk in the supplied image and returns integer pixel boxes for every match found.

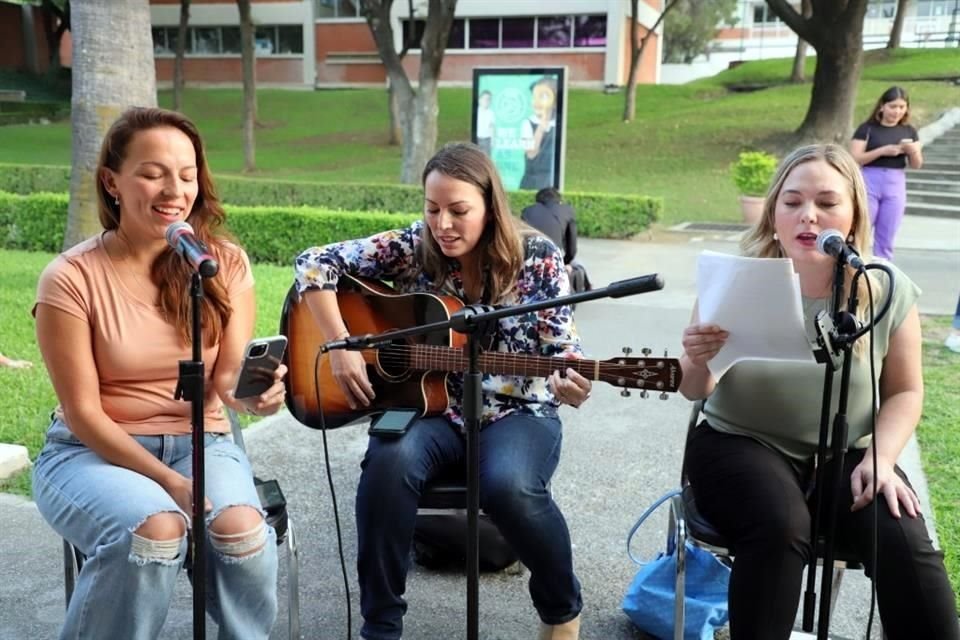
[238,0,256,172]
[65,0,156,250]
[173,0,190,112]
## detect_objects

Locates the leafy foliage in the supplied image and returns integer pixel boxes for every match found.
[730,151,778,197]
[663,0,738,64]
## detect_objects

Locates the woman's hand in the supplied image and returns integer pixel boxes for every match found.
[881,143,904,157]
[331,350,375,410]
[850,455,920,519]
[681,323,729,368]
[548,367,592,408]
[235,364,288,417]
[162,472,212,515]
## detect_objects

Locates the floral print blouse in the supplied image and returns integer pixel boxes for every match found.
[294,220,582,428]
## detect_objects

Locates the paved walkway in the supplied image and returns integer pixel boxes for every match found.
[1,217,957,639]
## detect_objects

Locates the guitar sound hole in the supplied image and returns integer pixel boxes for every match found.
[377,342,412,380]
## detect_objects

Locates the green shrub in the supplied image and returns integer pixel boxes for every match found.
[0,191,420,264]
[731,151,778,198]
[0,164,661,239]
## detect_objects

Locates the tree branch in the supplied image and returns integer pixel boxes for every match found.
[361,0,412,93]
[765,0,814,43]
[397,0,416,60]
[418,0,456,86]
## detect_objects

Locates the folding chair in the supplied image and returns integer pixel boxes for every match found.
[62,409,300,639]
[665,401,865,640]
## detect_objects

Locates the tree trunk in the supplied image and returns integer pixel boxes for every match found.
[887,0,909,49]
[401,78,438,183]
[238,0,256,172]
[173,0,190,112]
[623,0,641,122]
[790,0,811,83]
[65,0,156,250]
[797,38,863,143]
[387,81,402,146]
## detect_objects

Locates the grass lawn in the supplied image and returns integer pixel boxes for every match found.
[0,50,956,226]
[917,315,960,605]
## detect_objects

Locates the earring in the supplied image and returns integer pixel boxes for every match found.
[772,232,779,240]
[114,194,120,206]
[847,234,854,243]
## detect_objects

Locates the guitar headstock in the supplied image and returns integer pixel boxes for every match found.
[595,347,683,399]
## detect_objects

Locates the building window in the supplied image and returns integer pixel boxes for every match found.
[402,15,606,51]
[469,18,500,49]
[316,0,361,19]
[152,25,303,56]
[573,15,606,47]
[502,18,535,48]
[867,0,897,19]
[753,3,781,24]
[537,16,572,48]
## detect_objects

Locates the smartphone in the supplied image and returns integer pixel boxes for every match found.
[368,409,420,438]
[234,336,287,399]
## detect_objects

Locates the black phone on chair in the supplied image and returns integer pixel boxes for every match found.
[233,336,287,399]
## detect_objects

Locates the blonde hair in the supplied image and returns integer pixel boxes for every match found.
[741,144,880,355]
[419,142,526,304]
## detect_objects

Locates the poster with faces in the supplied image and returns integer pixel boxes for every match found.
[470,67,568,192]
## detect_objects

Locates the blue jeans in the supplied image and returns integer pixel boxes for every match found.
[356,413,582,640]
[32,419,278,640]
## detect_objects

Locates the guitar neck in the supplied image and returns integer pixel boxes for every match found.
[408,344,600,380]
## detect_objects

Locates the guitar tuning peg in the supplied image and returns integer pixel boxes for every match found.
[641,347,652,356]
[622,347,633,356]
[620,388,631,397]
[639,390,649,399]
[659,392,669,400]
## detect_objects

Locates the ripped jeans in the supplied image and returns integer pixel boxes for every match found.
[32,419,278,640]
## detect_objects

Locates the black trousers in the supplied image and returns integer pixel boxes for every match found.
[686,423,959,640]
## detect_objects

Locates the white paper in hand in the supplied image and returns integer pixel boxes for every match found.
[696,250,815,379]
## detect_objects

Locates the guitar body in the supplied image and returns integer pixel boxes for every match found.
[281,275,466,429]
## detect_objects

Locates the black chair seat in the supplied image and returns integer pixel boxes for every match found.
[420,464,471,511]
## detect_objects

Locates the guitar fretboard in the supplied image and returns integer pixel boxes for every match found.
[407,344,600,380]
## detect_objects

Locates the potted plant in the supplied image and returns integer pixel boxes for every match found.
[731,151,778,225]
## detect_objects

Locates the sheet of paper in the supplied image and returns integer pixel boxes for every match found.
[696,250,816,378]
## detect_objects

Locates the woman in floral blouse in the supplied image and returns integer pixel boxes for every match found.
[294,142,590,640]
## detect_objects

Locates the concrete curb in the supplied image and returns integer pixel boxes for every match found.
[918,106,960,144]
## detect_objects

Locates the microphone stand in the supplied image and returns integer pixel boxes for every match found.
[174,270,211,640]
[322,274,665,640]
[803,260,893,639]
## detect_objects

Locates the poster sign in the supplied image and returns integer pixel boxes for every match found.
[470,67,567,192]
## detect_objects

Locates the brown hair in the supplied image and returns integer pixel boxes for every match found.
[419,142,526,304]
[741,143,878,355]
[868,85,911,126]
[97,106,233,347]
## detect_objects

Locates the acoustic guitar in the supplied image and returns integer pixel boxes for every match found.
[280,275,682,430]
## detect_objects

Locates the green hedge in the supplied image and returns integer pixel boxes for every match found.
[0,164,661,239]
[0,191,419,265]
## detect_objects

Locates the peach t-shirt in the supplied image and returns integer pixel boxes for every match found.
[34,233,254,435]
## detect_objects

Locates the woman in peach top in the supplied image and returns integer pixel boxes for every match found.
[32,107,285,640]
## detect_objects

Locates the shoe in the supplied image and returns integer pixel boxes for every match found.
[946,333,960,353]
[537,614,580,640]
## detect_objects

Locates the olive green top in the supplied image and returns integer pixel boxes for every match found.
[703,262,920,463]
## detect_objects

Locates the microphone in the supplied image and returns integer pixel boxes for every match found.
[815,229,865,270]
[165,221,219,278]
[606,274,664,298]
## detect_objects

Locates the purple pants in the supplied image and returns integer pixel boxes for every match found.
[861,166,906,260]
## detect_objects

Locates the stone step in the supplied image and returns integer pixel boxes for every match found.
[908,168,960,181]
[920,159,959,171]
[905,202,960,219]
[907,178,960,193]
[907,190,960,206]
[921,152,959,161]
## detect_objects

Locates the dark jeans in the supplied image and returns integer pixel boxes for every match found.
[356,413,582,640]
[687,423,959,640]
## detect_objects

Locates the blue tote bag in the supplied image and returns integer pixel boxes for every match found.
[622,490,731,640]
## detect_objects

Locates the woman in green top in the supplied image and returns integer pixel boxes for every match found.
[678,144,958,639]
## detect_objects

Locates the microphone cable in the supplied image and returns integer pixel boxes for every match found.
[313,346,353,640]
[851,264,894,640]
